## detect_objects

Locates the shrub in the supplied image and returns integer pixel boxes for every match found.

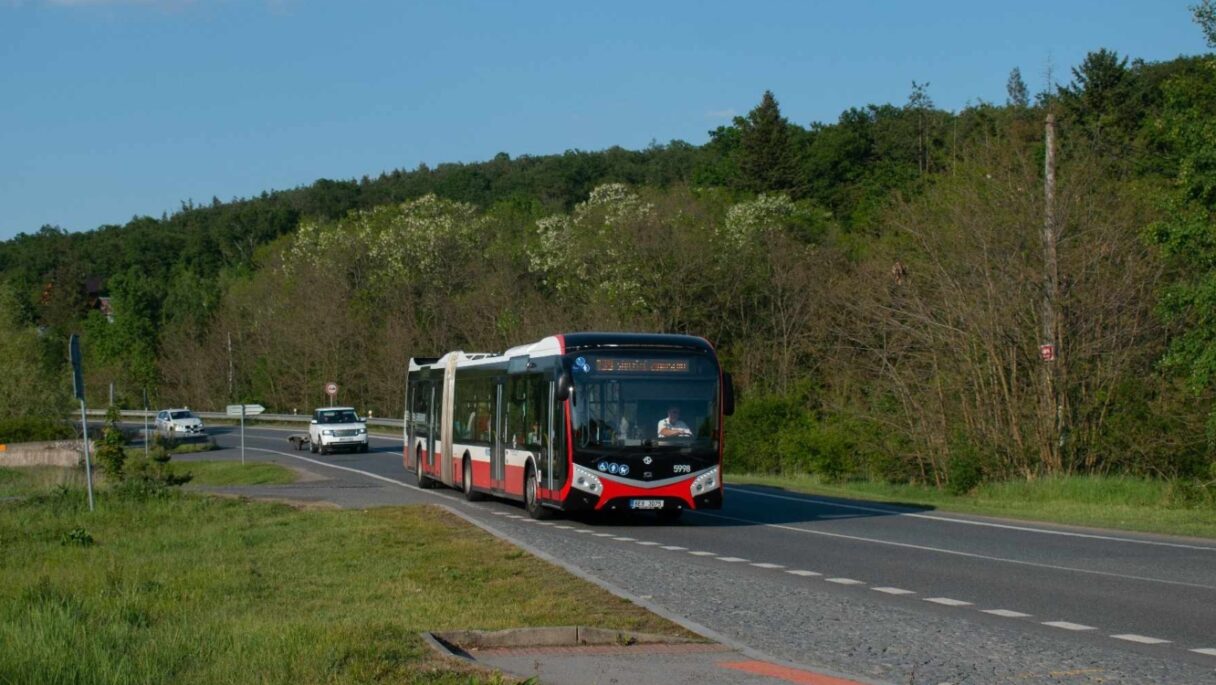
[0,417,75,443]
[114,445,192,500]
[946,433,988,495]
[93,406,127,480]
[724,394,807,473]
[60,527,94,547]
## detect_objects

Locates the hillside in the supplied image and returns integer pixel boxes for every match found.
[3,45,1216,491]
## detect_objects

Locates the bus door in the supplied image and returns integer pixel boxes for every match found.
[491,380,506,491]
[425,383,436,475]
[546,379,555,493]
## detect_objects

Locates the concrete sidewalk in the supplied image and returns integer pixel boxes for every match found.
[466,642,873,685]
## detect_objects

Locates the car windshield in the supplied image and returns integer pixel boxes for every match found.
[570,353,719,452]
[170,411,195,420]
[319,410,359,424]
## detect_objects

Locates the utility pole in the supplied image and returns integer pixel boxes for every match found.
[227,331,234,401]
[1040,113,1061,472]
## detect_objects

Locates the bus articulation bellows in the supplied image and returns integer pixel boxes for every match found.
[403,333,734,520]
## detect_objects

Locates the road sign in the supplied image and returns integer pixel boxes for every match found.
[1039,344,1056,362]
[226,404,266,417]
[69,334,84,401]
[325,382,338,398]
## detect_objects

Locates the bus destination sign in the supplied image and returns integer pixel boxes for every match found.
[594,358,691,374]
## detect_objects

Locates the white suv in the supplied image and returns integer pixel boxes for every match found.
[155,408,205,437]
[309,407,368,454]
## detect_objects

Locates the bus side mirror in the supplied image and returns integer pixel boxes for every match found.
[556,370,574,404]
[723,373,735,416]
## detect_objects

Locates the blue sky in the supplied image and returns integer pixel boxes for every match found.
[0,1,1205,240]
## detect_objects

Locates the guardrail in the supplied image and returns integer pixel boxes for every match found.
[86,409,405,429]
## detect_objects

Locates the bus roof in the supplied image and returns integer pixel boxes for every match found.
[408,332,714,372]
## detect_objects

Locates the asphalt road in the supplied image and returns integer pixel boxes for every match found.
[178,424,1216,685]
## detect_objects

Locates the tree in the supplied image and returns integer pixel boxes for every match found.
[1193,0,1216,47]
[735,91,800,194]
[1145,12,1216,442]
[1006,68,1029,108]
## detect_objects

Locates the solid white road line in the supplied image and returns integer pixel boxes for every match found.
[983,609,1031,618]
[925,597,973,607]
[1043,621,1096,631]
[825,578,864,585]
[872,587,915,595]
[786,570,822,577]
[725,486,1216,552]
[689,510,1216,591]
[1111,634,1170,645]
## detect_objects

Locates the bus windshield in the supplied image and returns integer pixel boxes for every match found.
[570,353,719,452]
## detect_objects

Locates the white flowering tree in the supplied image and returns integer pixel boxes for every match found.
[289,194,483,303]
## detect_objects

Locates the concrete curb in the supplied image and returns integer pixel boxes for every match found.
[436,503,893,685]
[431,626,698,650]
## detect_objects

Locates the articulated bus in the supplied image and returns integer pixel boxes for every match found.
[403,333,734,520]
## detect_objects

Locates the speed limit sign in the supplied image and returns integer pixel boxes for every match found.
[325,382,338,398]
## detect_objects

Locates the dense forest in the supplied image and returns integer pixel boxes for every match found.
[5,13,1216,492]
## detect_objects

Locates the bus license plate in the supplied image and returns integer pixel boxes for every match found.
[630,499,664,510]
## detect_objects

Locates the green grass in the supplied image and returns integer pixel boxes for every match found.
[0,468,684,684]
[172,460,298,486]
[728,472,1216,539]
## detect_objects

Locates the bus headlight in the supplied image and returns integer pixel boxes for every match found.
[691,466,719,496]
[572,464,603,496]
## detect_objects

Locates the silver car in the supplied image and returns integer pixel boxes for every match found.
[155,408,205,437]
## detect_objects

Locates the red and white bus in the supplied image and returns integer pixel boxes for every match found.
[404,333,733,520]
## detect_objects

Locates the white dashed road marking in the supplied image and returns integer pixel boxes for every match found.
[662,545,687,551]
[636,541,661,546]
[573,529,592,534]
[1043,621,1096,631]
[246,446,1190,659]
[925,597,973,607]
[1111,634,1170,645]
[1191,648,1216,656]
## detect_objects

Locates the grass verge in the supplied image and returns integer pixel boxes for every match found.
[727,472,1216,539]
[0,468,685,684]
[173,460,298,486]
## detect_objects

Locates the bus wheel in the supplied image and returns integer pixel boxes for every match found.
[416,451,434,489]
[462,456,484,501]
[525,464,551,520]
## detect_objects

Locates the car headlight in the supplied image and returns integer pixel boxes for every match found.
[357,428,366,435]
[691,466,720,496]
[572,464,603,496]
[322,429,333,436]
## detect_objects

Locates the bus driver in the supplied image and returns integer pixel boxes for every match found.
[657,406,693,438]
